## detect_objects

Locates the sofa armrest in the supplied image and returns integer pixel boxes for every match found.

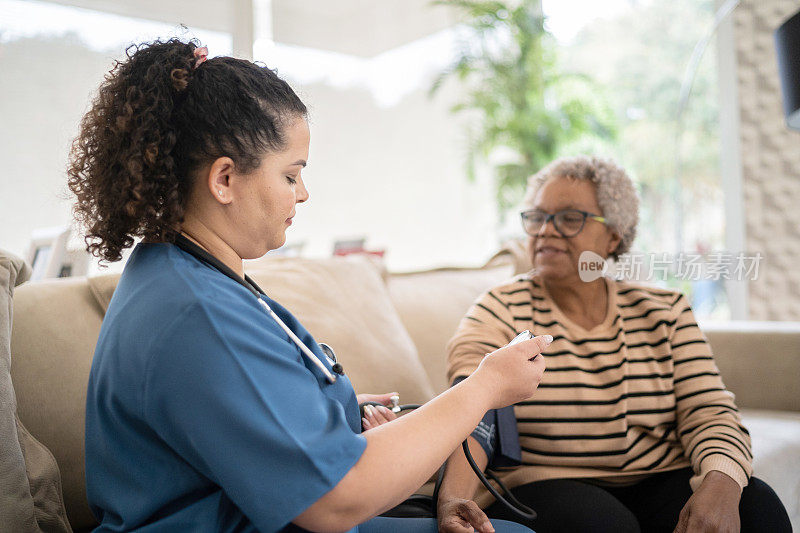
[701,321,800,412]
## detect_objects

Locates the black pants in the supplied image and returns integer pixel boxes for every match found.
[485,468,791,533]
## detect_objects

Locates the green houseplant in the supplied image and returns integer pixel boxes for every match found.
[433,0,614,208]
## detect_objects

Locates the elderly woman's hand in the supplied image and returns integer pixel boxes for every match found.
[438,497,495,533]
[673,471,741,533]
[357,392,399,431]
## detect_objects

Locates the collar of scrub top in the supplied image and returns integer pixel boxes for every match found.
[172,233,339,383]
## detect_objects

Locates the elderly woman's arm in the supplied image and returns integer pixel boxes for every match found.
[670,294,752,488]
[437,288,529,532]
[670,294,752,531]
[447,288,524,382]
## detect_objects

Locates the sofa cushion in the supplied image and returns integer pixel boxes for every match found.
[11,276,105,531]
[387,264,515,393]
[246,255,436,405]
[2,249,71,532]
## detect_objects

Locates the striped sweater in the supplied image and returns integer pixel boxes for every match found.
[447,272,752,505]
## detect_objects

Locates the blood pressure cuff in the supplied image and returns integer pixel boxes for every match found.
[452,376,522,469]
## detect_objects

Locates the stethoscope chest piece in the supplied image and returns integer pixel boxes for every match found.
[319,343,345,376]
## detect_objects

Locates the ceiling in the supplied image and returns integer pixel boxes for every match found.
[38,0,459,58]
[271,0,457,57]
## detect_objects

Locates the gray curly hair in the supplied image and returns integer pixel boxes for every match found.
[523,155,639,259]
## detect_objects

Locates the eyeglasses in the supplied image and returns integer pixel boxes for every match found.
[520,209,606,237]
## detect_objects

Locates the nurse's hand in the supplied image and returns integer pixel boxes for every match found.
[473,335,550,410]
[357,392,398,431]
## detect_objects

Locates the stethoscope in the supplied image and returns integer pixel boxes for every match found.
[173,234,537,522]
[173,233,342,384]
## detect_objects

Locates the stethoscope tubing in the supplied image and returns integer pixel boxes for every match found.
[256,299,337,383]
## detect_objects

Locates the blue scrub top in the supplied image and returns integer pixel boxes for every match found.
[85,243,367,532]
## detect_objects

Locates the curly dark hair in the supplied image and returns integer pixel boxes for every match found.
[67,39,307,262]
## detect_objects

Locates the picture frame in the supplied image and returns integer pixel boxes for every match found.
[26,226,71,281]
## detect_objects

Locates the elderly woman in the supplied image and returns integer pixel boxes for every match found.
[437,156,791,533]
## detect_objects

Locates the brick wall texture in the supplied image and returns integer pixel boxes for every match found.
[734,0,800,320]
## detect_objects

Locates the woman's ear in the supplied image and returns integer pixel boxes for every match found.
[607,230,622,257]
[206,157,235,205]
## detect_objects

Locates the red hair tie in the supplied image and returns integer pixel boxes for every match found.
[193,46,208,69]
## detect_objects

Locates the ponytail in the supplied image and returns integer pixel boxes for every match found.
[68,39,307,262]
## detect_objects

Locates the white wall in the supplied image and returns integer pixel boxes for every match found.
[0,34,109,259]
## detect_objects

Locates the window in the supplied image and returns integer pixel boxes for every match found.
[544,0,732,319]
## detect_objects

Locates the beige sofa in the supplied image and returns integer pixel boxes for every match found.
[4,247,800,531]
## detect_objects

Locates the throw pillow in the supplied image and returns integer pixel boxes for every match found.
[1,248,71,533]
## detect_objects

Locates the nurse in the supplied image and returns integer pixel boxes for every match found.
[68,39,548,533]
